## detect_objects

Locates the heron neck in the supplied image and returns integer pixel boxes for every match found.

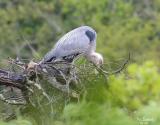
[86,51,96,61]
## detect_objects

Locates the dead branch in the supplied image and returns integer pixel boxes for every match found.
[0,53,130,105]
[96,52,130,75]
[0,69,26,89]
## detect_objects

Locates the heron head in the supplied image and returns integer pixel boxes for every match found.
[88,52,103,67]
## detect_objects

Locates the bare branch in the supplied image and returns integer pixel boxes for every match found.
[96,52,130,75]
[0,53,129,105]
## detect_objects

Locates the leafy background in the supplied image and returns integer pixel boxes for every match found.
[0,0,160,125]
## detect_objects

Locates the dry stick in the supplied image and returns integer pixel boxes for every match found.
[27,80,50,101]
[8,58,25,69]
[45,61,78,93]
[47,77,79,99]
[0,93,26,105]
[0,70,27,105]
[0,53,130,105]
[97,53,130,75]
[38,63,79,98]
[0,60,77,105]
[0,70,26,89]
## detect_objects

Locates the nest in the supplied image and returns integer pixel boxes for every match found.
[0,53,130,106]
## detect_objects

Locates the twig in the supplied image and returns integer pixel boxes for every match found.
[97,52,130,75]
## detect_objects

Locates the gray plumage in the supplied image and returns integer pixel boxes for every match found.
[41,26,97,63]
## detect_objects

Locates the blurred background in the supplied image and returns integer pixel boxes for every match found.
[0,0,160,125]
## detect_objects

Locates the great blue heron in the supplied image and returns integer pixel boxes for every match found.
[40,26,103,66]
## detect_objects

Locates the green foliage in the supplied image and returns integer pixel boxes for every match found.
[56,61,160,125]
[107,61,160,110]
[0,0,160,62]
[62,102,136,125]
[0,0,160,125]
[0,119,32,125]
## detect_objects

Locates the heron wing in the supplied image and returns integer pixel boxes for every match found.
[43,26,96,62]
[54,30,91,57]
